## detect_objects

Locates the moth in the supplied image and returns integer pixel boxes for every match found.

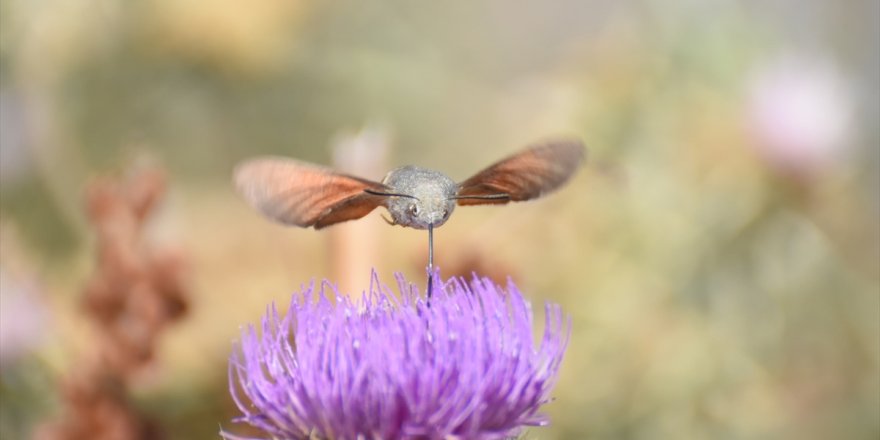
[234,138,586,295]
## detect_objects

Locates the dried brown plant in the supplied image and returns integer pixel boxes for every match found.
[34,166,188,440]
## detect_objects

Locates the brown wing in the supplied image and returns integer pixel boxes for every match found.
[233,157,388,228]
[456,139,586,206]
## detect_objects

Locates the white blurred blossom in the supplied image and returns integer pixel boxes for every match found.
[746,55,855,176]
[0,270,49,366]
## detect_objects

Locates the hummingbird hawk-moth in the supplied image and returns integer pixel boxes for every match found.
[234,138,585,295]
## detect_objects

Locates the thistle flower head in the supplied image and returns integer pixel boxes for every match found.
[223,272,570,440]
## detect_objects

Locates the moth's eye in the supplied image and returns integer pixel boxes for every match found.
[409,204,420,216]
[442,208,449,218]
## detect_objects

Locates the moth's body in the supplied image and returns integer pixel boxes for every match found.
[234,138,586,296]
[381,166,457,229]
[234,139,585,232]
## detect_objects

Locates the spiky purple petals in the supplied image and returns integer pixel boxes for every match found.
[223,272,570,440]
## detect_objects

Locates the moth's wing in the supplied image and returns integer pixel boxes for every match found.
[312,192,387,229]
[456,139,586,206]
[234,157,388,228]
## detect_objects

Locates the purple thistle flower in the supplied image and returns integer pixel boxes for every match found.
[223,271,570,440]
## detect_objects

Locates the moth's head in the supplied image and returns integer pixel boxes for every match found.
[394,193,456,229]
[378,166,457,229]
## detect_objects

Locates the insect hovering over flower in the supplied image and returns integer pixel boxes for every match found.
[234,138,585,296]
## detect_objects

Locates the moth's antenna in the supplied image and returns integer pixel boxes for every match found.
[364,189,419,199]
[449,194,510,201]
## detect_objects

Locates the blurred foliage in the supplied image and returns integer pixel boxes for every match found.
[1,0,878,439]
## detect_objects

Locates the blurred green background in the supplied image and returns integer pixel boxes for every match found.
[1,0,878,439]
